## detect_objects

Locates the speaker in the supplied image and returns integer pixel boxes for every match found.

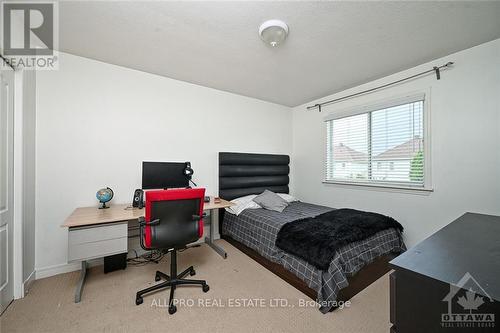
[132,189,144,208]
[184,162,194,179]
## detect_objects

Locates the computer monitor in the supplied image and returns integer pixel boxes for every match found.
[142,161,190,190]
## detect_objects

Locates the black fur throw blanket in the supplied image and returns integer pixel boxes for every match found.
[275,209,403,271]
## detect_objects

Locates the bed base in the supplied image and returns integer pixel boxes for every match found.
[222,234,395,309]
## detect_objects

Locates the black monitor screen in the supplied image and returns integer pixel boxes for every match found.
[142,162,189,190]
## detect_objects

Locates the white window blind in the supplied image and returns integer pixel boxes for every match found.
[325,95,426,188]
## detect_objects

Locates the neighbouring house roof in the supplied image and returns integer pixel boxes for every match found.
[333,143,367,162]
[374,137,423,161]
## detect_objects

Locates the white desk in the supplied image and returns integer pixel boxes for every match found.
[62,197,233,303]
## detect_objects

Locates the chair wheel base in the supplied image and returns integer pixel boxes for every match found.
[135,250,208,314]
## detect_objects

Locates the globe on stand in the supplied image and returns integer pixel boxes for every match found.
[96,187,114,209]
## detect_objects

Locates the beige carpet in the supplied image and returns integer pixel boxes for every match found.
[1,240,391,333]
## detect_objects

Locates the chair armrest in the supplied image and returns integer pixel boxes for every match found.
[138,217,160,226]
[138,217,160,251]
[192,213,207,221]
[138,216,145,226]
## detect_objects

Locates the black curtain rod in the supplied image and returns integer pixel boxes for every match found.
[307,61,454,112]
[0,54,15,70]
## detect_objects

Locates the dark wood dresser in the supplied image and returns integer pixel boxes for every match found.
[390,213,500,333]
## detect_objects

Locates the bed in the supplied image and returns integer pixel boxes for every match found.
[218,152,406,313]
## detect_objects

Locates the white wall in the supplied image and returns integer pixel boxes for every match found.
[36,52,292,276]
[291,39,500,248]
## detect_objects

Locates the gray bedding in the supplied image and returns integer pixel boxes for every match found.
[222,201,406,313]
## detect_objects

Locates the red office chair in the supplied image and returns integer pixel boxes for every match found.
[135,188,209,314]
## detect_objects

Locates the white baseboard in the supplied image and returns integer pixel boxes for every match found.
[35,262,81,279]
[35,259,102,280]
[23,270,36,296]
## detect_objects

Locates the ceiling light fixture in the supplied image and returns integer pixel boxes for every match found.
[259,20,289,47]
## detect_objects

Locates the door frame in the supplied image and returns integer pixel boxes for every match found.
[1,58,26,305]
[0,60,15,312]
[13,69,25,299]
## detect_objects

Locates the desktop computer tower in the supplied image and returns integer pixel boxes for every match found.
[104,253,127,273]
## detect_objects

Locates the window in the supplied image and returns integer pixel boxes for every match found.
[325,94,427,189]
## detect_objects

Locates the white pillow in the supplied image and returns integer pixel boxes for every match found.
[277,193,297,203]
[225,194,262,216]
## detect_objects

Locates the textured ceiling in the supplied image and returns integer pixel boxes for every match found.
[58,1,500,107]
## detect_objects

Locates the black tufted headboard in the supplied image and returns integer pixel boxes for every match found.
[218,152,290,201]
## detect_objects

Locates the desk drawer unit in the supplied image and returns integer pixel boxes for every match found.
[68,222,127,262]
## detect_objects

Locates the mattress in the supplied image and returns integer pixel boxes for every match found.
[222,201,406,313]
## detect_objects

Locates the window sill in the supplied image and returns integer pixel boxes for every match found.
[322,180,433,195]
